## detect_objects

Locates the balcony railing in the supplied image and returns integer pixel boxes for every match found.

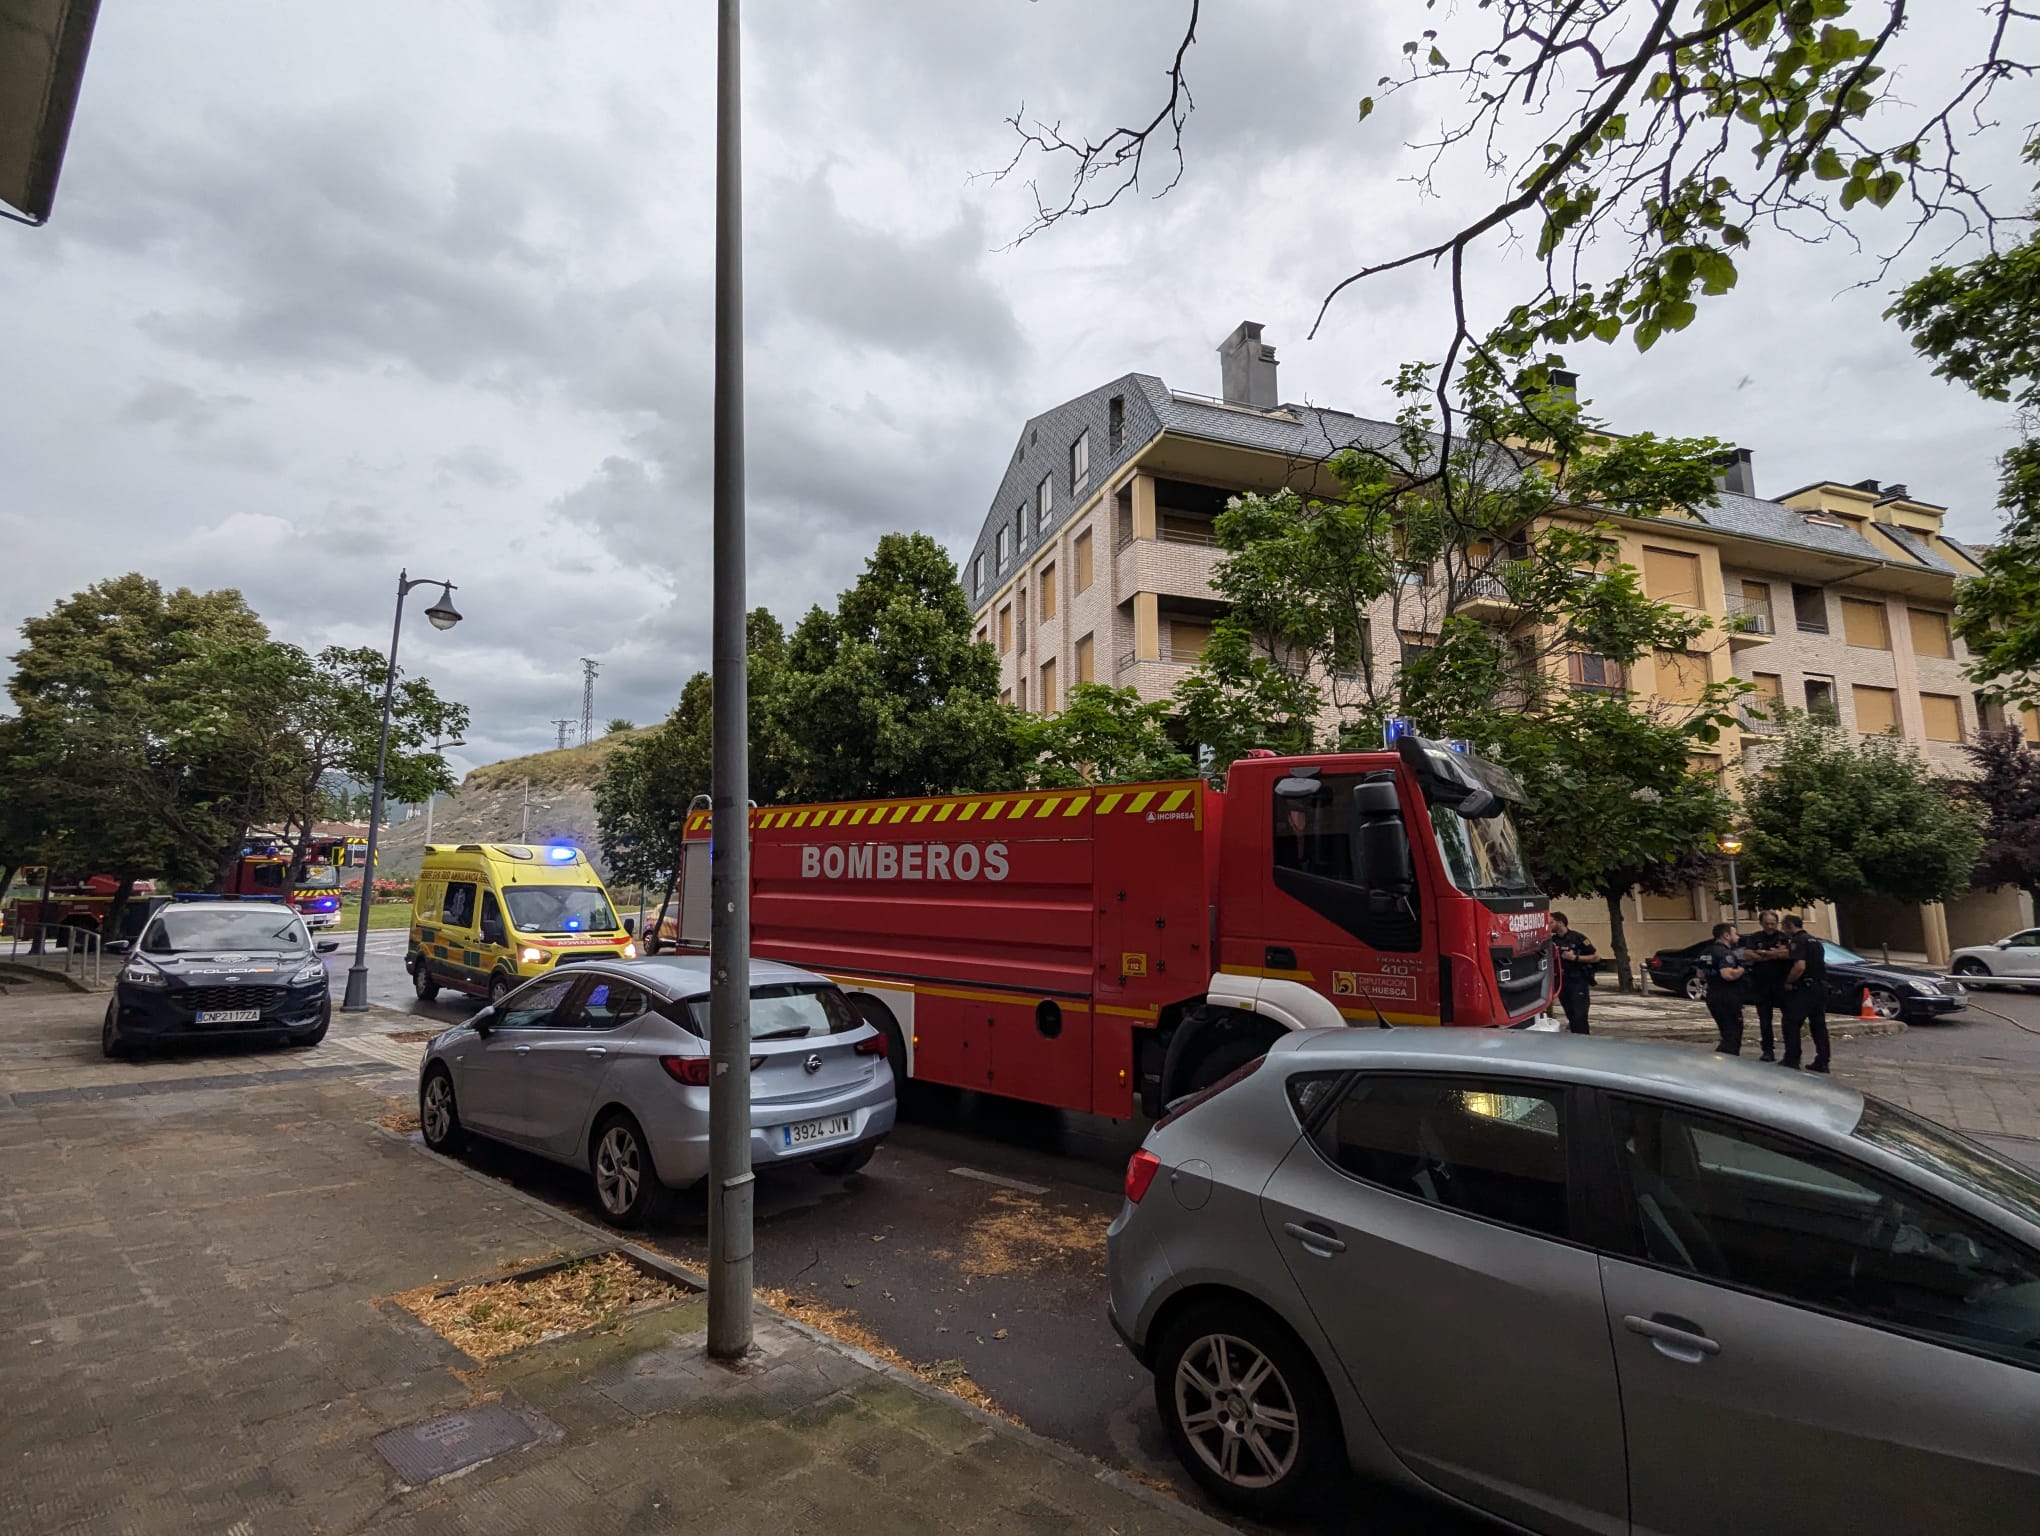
[1156,517,1218,547]
[1116,644,1209,672]
[1725,591,1776,636]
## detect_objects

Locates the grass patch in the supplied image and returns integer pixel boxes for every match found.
[334,899,412,930]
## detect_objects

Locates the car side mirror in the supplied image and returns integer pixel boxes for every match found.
[472,1008,495,1037]
[104,938,130,954]
[622,916,637,936]
[1997,939,2012,949]
[481,923,506,947]
[316,939,339,954]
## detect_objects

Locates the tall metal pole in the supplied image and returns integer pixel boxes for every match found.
[1728,857,1741,921]
[342,571,410,1012]
[706,0,754,1362]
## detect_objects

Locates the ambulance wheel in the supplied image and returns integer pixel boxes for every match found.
[412,965,440,1002]
[488,971,515,1006]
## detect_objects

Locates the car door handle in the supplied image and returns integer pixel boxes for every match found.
[514,1044,531,1056]
[1283,1221,1346,1255]
[584,1047,606,1058]
[1623,1313,1719,1363]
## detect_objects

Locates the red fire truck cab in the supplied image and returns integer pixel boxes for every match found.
[670,736,1552,1120]
[227,835,366,930]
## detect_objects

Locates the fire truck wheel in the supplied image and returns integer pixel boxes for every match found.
[412,965,440,1002]
[1152,1296,1342,1519]
[1184,1035,1268,1096]
[849,996,908,1102]
[814,1143,876,1178]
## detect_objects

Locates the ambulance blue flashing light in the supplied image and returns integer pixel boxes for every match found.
[546,845,578,863]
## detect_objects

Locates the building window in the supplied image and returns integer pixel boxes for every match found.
[998,605,1012,654]
[975,626,988,647]
[1168,619,1213,664]
[1036,474,1053,534]
[1805,676,1837,718]
[1074,527,1094,593]
[995,526,1009,574]
[1076,633,1094,684]
[1653,650,1708,704]
[1569,653,1624,692]
[1039,563,1056,621]
[1841,596,1891,650]
[1641,547,1703,608]
[1640,889,1699,921]
[1743,671,1783,730]
[2025,706,2040,744]
[1921,693,1964,742]
[972,554,985,599]
[1016,675,1027,711]
[1000,688,1012,706]
[1070,431,1089,496]
[1108,394,1125,451]
[1734,579,1775,635]
[1908,608,1954,659]
[1854,684,1900,736]
[1041,658,1058,714]
[1017,597,1027,656]
[1791,583,1829,634]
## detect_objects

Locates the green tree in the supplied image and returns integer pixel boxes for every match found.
[1742,712,1984,909]
[769,533,1018,800]
[1013,683,1196,787]
[1176,355,1730,758]
[606,718,636,735]
[1489,694,1732,990]
[1889,140,2040,710]
[1963,725,2040,905]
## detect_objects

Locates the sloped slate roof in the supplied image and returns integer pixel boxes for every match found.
[967,371,1961,599]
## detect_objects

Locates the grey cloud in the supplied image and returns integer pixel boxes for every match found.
[435,445,522,491]
[120,380,252,430]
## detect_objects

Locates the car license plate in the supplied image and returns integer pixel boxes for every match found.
[197,1009,262,1024]
[782,1114,853,1149]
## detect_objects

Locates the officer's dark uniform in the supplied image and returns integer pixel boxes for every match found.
[1745,928,1793,1059]
[1702,939,1747,1055]
[1782,929,1832,1072]
[1552,928,1597,1034]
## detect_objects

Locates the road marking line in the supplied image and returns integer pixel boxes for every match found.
[948,1166,1050,1196]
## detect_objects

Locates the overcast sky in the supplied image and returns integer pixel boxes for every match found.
[3,1,2031,772]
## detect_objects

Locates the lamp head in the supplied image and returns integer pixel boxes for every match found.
[424,584,462,631]
[1717,834,1744,856]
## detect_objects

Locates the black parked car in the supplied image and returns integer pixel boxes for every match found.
[103,899,339,1058]
[1644,937,1966,1022]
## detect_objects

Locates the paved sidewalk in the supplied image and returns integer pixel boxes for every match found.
[0,990,1225,1535]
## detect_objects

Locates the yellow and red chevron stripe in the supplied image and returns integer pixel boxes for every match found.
[681,781,1202,837]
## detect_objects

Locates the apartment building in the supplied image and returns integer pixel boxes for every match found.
[964,322,2030,963]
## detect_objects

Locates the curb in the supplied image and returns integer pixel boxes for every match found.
[379,1124,1237,1535]
[1598,1016,1907,1045]
[0,959,100,994]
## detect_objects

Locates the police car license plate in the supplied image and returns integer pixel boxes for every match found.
[782,1115,853,1149]
[197,1009,263,1024]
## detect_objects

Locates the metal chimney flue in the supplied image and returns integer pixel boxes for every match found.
[1219,321,1279,409]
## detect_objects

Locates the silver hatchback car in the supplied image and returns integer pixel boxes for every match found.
[419,956,897,1225]
[1108,1029,2040,1531]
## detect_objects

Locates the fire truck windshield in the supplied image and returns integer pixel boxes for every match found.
[503,885,618,935]
[1429,803,1535,897]
[296,864,339,889]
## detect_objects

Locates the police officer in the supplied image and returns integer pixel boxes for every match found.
[1700,921,1748,1055]
[1743,910,1793,1061]
[1780,913,1832,1073]
[1550,911,1597,1034]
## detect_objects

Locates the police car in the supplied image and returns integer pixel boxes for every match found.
[102,897,339,1058]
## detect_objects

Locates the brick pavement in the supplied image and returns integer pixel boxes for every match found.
[0,989,1228,1536]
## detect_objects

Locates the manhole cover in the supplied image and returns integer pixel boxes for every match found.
[372,1404,547,1485]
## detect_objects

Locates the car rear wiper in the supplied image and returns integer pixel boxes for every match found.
[752,1027,814,1041]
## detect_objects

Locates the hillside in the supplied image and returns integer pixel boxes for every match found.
[376,730,650,878]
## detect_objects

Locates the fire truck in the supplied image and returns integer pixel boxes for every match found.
[669,736,1553,1119]
[226,834,368,930]
[6,873,157,945]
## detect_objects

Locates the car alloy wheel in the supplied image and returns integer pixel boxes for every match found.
[1866,986,1903,1020]
[1174,1331,1301,1492]
[420,1067,465,1153]
[595,1122,644,1218]
[1952,958,1988,978]
[1683,972,1708,1002]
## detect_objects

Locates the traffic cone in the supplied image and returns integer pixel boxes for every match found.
[1857,987,1878,1021]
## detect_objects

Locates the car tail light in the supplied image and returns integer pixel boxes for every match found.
[855,1031,888,1058]
[660,1055,712,1086]
[1124,1148,1162,1204]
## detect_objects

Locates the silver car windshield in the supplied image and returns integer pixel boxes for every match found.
[684,983,856,1041]
[1855,1097,2040,1230]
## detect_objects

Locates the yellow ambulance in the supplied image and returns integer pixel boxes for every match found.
[407,843,637,1004]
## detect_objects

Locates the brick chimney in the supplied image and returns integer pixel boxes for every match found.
[1219,322,1279,409]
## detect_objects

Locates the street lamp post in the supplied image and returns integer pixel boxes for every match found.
[341,570,462,1013]
[1718,834,1745,921]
